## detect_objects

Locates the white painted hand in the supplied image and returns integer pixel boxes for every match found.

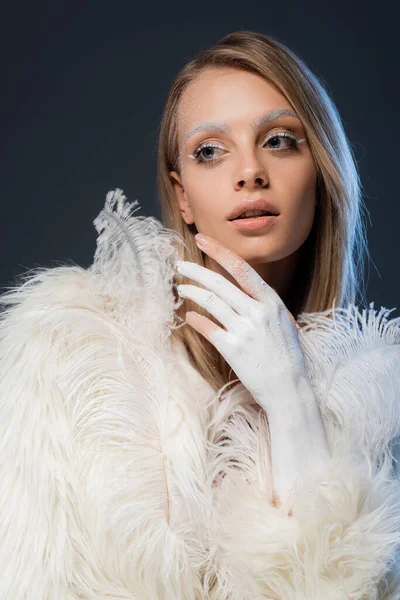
[175,233,308,416]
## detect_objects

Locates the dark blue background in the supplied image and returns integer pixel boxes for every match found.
[1,1,398,310]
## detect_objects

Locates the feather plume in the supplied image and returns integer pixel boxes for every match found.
[90,188,185,343]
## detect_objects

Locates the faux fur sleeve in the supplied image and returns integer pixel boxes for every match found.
[0,189,212,599]
[204,303,400,600]
[0,265,131,598]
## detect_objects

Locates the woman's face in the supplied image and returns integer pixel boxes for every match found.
[170,67,318,297]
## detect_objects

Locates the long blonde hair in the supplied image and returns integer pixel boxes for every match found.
[157,30,370,392]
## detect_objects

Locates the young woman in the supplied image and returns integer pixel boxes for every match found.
[0,30,399,599]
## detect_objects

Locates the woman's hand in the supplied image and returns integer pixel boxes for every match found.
[177,233,332,506]
[175,233,309,416]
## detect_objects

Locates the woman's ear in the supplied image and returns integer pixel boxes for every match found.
[169,171,195,225]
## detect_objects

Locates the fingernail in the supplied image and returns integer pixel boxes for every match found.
[195,233,207,245]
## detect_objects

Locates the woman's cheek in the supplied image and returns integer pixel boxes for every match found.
[187,168,222,204]
[291,203,316,246]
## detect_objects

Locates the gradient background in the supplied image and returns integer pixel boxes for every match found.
[1,2,398,311]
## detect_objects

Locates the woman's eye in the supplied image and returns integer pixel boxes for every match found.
[190,132,301,165]
[191,143,223,164]
[264,132,299,150]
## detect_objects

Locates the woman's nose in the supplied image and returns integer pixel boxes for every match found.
[234,155,269,190]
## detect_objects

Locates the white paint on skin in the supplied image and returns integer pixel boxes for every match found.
[176,252,331,507]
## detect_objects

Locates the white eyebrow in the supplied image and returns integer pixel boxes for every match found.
[182,108,300,146]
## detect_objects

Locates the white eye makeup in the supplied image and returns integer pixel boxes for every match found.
[186,130,307,167]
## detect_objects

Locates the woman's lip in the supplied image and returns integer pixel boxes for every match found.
[229,215,279,231]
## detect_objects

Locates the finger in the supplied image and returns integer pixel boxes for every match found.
[178,284,239,331]
[194,235,298,330]
[194,234,276,303]
[176,261,255,317]
[185,310,234,350]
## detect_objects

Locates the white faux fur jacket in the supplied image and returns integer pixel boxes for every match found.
[1,189,400,600]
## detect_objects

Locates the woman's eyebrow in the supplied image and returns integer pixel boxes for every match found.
[183,108,300,146]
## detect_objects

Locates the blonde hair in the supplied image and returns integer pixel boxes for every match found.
[157,30,370,392]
